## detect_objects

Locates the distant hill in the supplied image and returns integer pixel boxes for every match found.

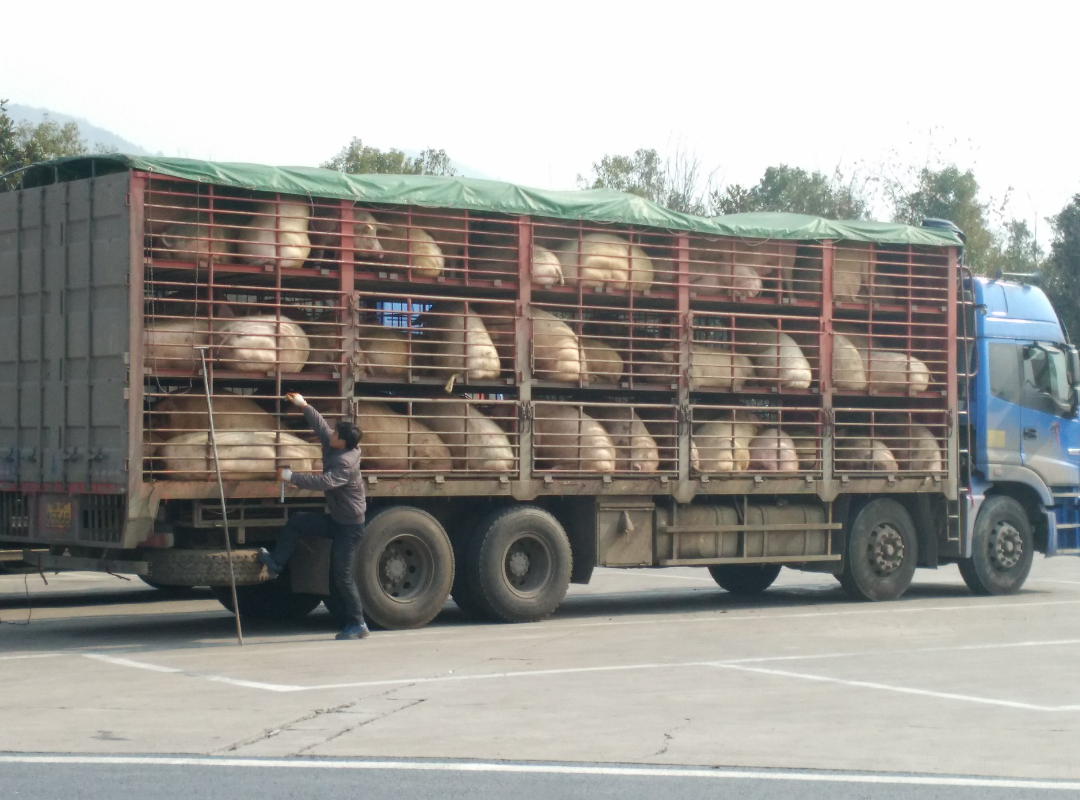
[7,104,153,156]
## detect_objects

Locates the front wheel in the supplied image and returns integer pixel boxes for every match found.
[839,498,918,601]
[708,564,782,595]
[959,495,1034,595]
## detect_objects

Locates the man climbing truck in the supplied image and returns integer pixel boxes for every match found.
[0,155,1077,631]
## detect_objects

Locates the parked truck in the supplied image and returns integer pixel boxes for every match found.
[1,155,1077,629]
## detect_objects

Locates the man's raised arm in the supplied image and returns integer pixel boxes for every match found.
[285,392,334,446]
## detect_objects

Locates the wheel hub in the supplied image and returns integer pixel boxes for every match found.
[507,550,531,579]
[383,555,408,582]
[378,536,430,600]
[989,522,1023,570]
[868,524,905,577]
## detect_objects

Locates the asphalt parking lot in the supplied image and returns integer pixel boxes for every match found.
[2,556,1080,795]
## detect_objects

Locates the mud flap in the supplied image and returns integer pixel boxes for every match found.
[289,534,332,595]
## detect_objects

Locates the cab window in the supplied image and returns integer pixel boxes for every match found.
[1021,343,1072,416]
[988,342,1021,403]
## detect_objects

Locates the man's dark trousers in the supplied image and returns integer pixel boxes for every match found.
[272,512,365,627]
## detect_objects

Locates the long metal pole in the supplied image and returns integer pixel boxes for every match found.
[197,346,243,646]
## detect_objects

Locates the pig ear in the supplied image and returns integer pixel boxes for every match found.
[215,304,236,319]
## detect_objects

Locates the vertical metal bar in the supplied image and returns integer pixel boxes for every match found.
[85,165,95,487]
[37,186,46,487]
[126,175,147,502]
[14,190,23,488]
[676,234,691,488]
[945,246,959,503]
[340,201,356,420]
[516,216,533,484]
[197,346,243,646]
[61,181,70,488]
[819,241,835,503]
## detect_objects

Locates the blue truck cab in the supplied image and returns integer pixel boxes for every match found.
[963,274,1080,591]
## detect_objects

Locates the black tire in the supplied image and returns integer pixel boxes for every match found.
[466,505,572,623]
[145,548,265,587]
[708,564,782,595]
[839,498,919,601]
[353,506,454,630]
[958,495,1034,595]
[139,576,199,597]
[212,577,321,621]
[449,515,488,619]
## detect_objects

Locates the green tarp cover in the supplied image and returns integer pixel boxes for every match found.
[21,154,962,247]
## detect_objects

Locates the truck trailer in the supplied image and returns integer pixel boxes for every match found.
[1,154,1077,628]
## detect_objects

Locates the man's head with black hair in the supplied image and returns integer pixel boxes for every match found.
[329,420,362,451]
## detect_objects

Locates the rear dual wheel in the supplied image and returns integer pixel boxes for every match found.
[213,576,322,621]
[461,505,573,623]
[839,498,919,601]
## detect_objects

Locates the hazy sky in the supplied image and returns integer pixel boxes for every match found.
[5,0,1077,237]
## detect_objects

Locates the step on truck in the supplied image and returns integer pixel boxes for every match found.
[1,155,1077,628]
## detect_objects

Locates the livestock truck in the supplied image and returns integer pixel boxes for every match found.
[1,154,1077,629]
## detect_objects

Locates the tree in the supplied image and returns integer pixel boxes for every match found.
[322,137,456,176]
[983,219,1042,277]
[711,164,867,219]
[1,99,89,190]
[578,147,713,215]
[1042,196,1080,340]
[890,165,996,272]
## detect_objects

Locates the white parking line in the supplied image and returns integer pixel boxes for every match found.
[716,664,1080,712]
[72,638,1080,707]
[0,653,64,661]
[0,754,1078,790]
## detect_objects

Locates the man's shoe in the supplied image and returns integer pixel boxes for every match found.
[256,547,283,577]
[336,623,371,640]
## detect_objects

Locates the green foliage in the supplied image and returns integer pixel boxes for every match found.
[322,137,456,177]
[983,219,1042,277]
[1,99,88,190]
[578,147,711,215]
[711,164,867,219]
[890,166,996,271]
[1043,196,1080,340]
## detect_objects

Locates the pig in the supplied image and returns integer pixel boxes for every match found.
[157,222,232,266]
[213,315,310,373]
[157,430,320,481]
[419,302,501,384]
[832,334,868,391]
[150,394,278,439]
[532,245,565,287]
[534,405,616,473]
[835,436,899,472]
[355,324,412,380]
[734,239,795,298]
[377,223,445,278]
[580,337,624,383]
[736,323,812,389]
[414,402,515,472]
[234,199,312,269]
[352,401,452,472]
[308,207,385,263]
[554,232,654,291]
[596,409,660,472]
[693,415,760,473]
[532,308,582,382]
[863,350,931,393]
[747,428,800,473]
[145,318,210,372]
[688,343,754,391]
[833,243,871,302]
[878,415,944,473]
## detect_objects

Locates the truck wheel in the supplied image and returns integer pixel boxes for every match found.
[466,505,572,623]
[353,506,454,630]
[958,495,1034,595]
[212,578,321,621]
[708,564,782,595]
[839,498,918,601]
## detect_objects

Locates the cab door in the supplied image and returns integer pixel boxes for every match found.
[1019,343,1080,487]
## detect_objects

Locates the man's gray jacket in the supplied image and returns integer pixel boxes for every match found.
[288,405,366,525]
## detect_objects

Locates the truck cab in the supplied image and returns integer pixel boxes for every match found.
[964,275,1080,589]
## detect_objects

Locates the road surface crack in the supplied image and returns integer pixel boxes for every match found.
[293,696,426,755]
[213,699,362,754]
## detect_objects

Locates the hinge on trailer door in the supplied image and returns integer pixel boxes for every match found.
[822,408,835,438]
[946,409,955,439]
[677,403,692,433]
[520,401,534,431]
